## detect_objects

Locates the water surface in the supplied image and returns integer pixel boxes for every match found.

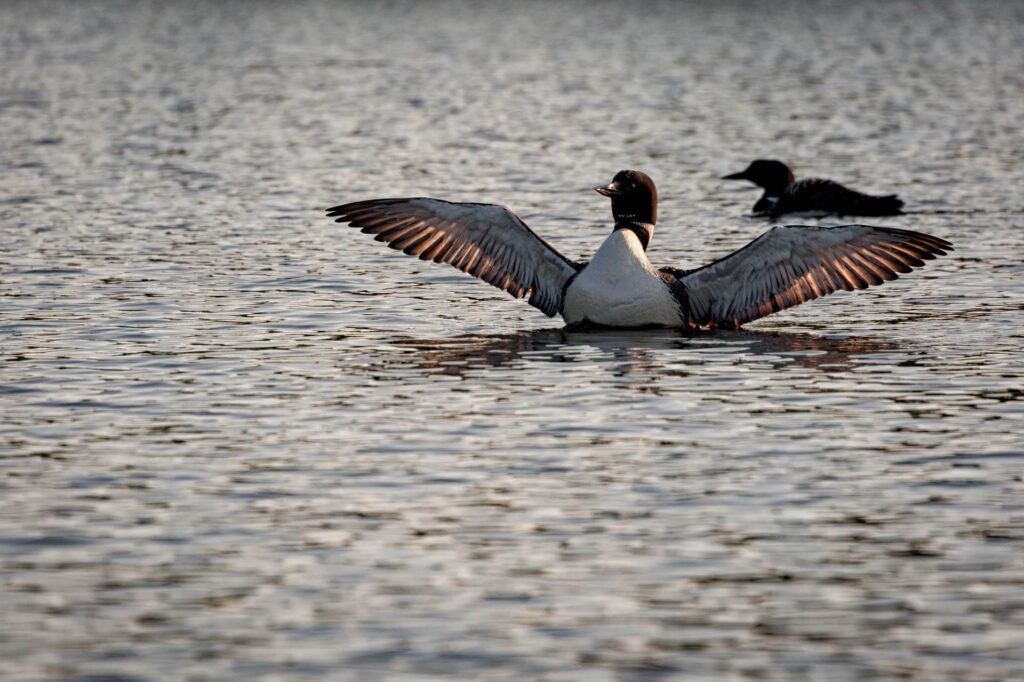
[2,1,1023,680]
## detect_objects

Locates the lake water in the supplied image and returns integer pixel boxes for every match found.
[2,1,1023,680]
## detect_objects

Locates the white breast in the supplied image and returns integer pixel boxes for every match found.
[562,230,683,327]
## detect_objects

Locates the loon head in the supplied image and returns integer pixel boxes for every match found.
[593,169,658,226]
[722,159,795,194]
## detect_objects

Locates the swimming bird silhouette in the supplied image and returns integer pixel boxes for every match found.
[723,159,904,218]
[327,170,949,329]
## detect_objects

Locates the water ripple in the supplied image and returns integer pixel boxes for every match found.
[3,1,1024,680]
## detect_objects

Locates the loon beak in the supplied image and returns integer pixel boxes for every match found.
[721,170,749,180]
[594,182,621,196]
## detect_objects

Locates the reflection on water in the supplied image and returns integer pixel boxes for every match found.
[2,0,1024,680]
[387,327,902,380]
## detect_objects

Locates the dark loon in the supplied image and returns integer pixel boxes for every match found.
[327,170,950,329]
[723,159,905,218]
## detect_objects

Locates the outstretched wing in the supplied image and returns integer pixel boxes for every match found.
[327,198,580,317]
[673,224,952,328]
[773,179,903,217]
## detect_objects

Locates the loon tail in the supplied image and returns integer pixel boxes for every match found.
[855,194,904,216]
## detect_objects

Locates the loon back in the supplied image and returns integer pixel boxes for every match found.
[772,179,904,218]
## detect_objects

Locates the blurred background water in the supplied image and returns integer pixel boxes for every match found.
[2,1,1023,680]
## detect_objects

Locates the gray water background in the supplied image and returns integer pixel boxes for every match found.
[2,1,1023,680]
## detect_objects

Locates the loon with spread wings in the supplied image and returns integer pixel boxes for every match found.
[327,170,950,329]
[723,159,905,218]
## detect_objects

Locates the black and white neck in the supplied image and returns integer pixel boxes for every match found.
[593,169,658,252]
[613,218,655,251]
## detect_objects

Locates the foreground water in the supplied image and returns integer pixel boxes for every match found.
[2,1,1023,680]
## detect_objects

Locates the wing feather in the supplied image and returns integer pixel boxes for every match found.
[676,224,952,328]
[327,197,580,317]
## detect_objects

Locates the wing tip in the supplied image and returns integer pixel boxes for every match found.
[325,198,410,221]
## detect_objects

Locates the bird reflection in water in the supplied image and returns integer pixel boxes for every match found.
[376,327,902,385]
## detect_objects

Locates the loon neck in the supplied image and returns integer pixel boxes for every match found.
[613,220,654,251]
[760,175,793,195]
